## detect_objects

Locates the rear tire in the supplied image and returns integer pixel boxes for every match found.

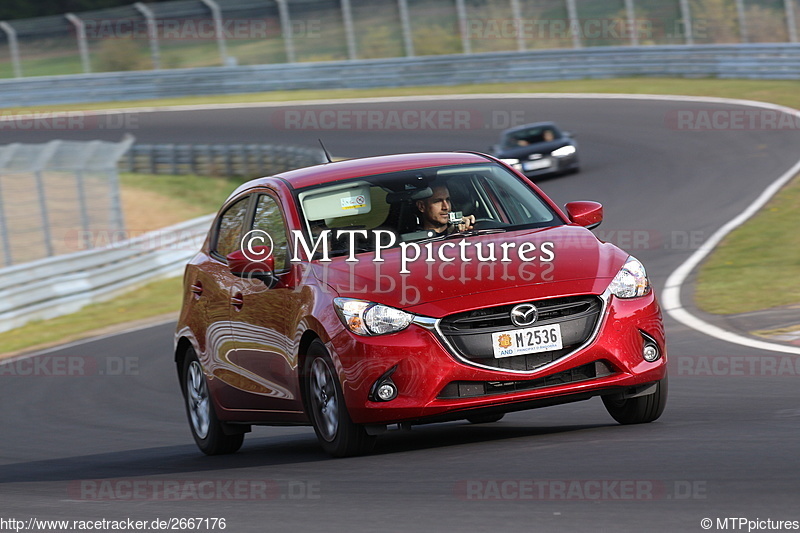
[305,340,376,457]
[602,376,668,425]
[466,413,505,424]
[181,348,244,455]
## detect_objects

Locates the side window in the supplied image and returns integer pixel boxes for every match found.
[214,196,250,259]
[252,194,290,271]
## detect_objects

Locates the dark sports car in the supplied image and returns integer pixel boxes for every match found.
[492,121,580,178]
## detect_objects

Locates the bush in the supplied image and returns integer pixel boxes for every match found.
[95,38,148,72]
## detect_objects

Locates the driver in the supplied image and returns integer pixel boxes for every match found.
[415,184,475,235]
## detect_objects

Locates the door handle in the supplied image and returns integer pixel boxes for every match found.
[190,281,203,298]
[231,292,244,311]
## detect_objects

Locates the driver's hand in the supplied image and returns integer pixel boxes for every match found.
[456,215,475,231]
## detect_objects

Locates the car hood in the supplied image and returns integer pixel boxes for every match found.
[495,140,571,159]
[309,225,628,317]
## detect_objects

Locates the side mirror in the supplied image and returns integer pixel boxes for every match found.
[226,246,276,286]
[563,131,575,138]
[565,201,602,229]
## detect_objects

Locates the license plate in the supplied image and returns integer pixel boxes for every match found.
[491,324,563,358]
[523,158,552,171]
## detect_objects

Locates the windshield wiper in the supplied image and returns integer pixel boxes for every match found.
[409,227,508,244]
[443,228,508,239]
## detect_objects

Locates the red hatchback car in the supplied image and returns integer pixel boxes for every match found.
[175,152,667,457]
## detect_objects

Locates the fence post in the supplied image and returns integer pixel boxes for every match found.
[65,13,92,73]
[73,141,104,247]
[105,135,135,233]
[341,0,358,60]
[565,0,581,48]
[734,0,748,42]
[200,0,230,66]
[679,0,694,45]
[0,177,11,266]
[624,0,639,46]
[32,141,62,258]
[0,22,22,78]
[0,143,20,265]
[786,0,798,43]
[276,0,296,63]
[455,0,471,54]
[398,0,414,57]
[510,0,525,51]
[134,2,161,70]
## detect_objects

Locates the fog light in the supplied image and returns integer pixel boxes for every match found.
[643,343,660,362]
[376,382,397,401]
[370,366,399,402]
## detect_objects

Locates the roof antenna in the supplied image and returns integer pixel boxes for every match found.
[318,139,333,163]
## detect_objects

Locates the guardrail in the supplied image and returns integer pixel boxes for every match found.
[1,44,799,108]
[123,143,326,177]
[0,214,213,333]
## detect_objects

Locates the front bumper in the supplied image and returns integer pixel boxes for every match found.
[508,154,579,178]
[329,291,666,425]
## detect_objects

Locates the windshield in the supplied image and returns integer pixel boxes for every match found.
[502,125,562,148]
[296,162,562,258]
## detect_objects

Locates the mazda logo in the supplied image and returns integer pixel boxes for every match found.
[510,303,538,327]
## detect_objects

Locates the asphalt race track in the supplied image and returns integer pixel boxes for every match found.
[2,97,800,532]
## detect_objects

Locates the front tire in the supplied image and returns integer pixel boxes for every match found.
[182,348,244,455]
[305,340,376,457]
[603,376,668,425]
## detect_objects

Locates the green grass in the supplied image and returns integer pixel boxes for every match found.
[3,78,800,114]
[695,172,800,315]
[0,276,183,356]
[120,172,247,217]
[0,55,86,78]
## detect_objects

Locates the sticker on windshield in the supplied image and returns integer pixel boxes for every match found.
[341,195,367,210]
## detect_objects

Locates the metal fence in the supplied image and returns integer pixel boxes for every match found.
[0,0,798,79]
[0,213,212,333]
[1,43,799,108]
[123,142,327,176]
[0,136,132,266]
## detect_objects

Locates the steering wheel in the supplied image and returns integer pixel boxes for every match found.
[471,218,506,230]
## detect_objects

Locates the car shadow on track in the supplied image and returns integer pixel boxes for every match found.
[366,422,610,456]
[0,423,615,484]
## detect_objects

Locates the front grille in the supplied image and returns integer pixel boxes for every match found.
[437,361,614,399]
[438,295,603,371]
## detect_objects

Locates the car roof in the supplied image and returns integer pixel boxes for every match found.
[235,152,494,193]
[501,121,558,136]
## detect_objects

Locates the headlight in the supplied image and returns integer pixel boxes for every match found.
[608,256,651,298]
[333,298,414,336]
[500,158,520,166]
[551,145,576,157]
